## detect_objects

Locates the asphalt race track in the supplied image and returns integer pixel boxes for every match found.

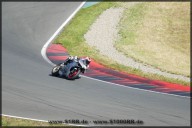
[2,2,190,126]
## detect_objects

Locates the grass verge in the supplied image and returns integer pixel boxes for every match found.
[1,116,69,126]
[54,2,190,86]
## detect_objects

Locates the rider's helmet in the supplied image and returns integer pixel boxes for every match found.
[85,57,91,65]
[74,56,78,60]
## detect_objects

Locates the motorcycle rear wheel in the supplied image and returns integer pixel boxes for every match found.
[66,67,81,80]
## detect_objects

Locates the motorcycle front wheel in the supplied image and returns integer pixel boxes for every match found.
[51,65,60,76]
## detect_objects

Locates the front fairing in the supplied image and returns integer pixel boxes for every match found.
[79,59,87,68]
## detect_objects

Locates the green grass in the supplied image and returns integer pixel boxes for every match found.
[1,116,69,126]
[115,2,190,77]
[54,2,190,86]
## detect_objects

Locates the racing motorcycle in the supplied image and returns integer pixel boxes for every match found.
[51,58,89,80]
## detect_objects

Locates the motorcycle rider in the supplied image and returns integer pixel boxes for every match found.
[60,56,91,76]
[63,56,78,65]
[79,56,91,72]
[60,55,91,71]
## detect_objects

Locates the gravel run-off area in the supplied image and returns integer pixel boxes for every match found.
[84,7,190,82]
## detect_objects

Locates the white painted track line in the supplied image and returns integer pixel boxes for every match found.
[1,114,87,127]
[81,75,190,99]
[2,114,48,123]
[41,1,86,66]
